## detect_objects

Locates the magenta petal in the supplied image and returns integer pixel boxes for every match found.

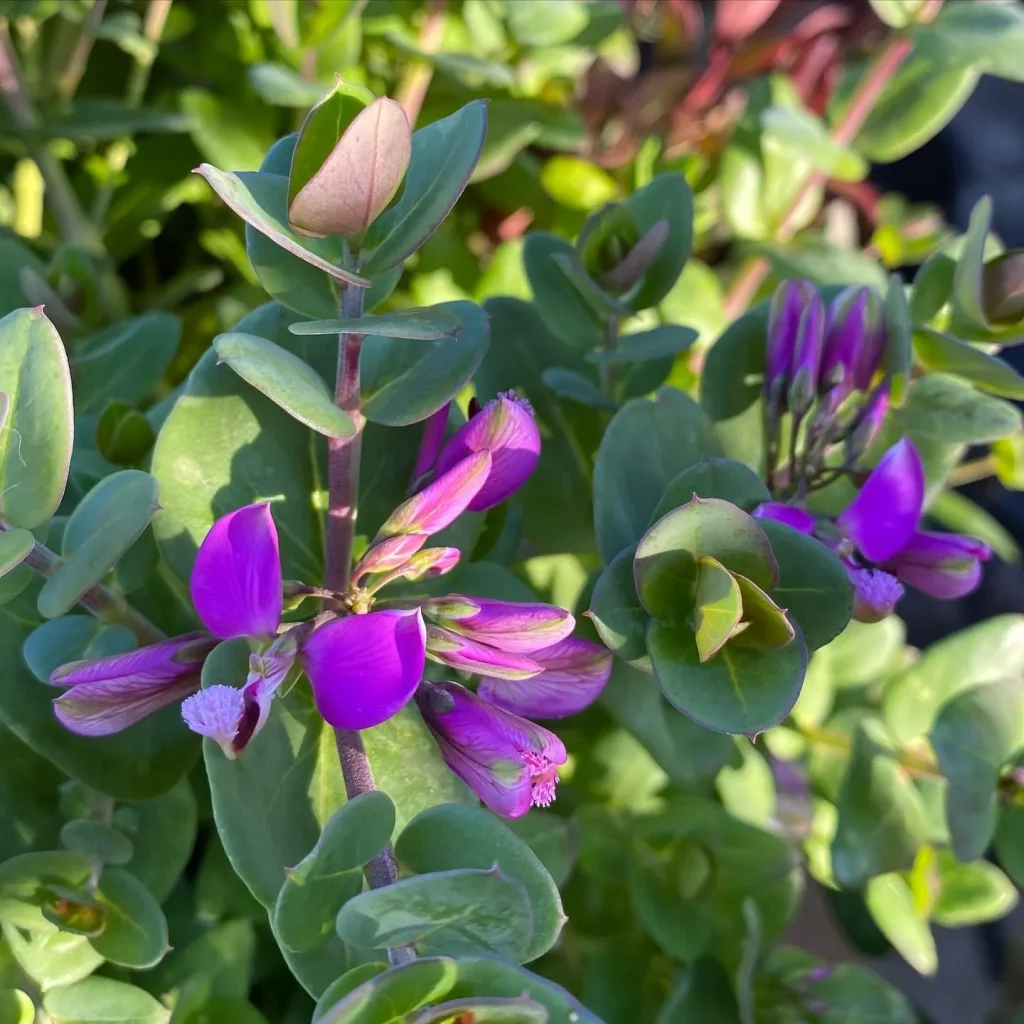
[54,672,201,736]
[431,735,534,818]
[303,609,426,730]
[838,439,924,563]
[354,534,429,579]
[423,596,575,653]
[890,529,991,566]
[847,564,904,623]
[753,502,816,535]
[378,450,491,539]
[478,635,612,718]
[411,402,451,486]
[894,559,982,600]
[50,633,214,687]
[190,503,283,640]
[433,394,541,511]
[425,625,545,680]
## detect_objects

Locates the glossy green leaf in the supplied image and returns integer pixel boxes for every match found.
[335,867,532,959]
[361,102,488,275]
[274,791,395,953]
[37,471,159,619]
[885,275,914,405]
[931,679,1024,861]
[650,458,770,525]
[589,546,651,669]
[911,250,957,326]
[213,331,355,438]
[831,720,928,888]
[914,327,1024,398]
[89,867,168,969]
[715,739,776,827]
[883,615,1024,744]
[655,958,740,1024]
[2,925,103,991]
[894,372,1021,445]
[22,615,134,684]
[865,873,937,975]
[290,307,463,340]
[42,977,170,1024]
[248,62,326,107]
[71,313,180,415]
[0,990,33,1024]
[0,529,32,578]
[523,232,604,349]
[750,237,888,290]
[507,0,589,44]
[586,325,698,365]
[96,402,156,465]
[757,519,853,651]
[624,173,694,311]
[995,803,1024,888]
[505,813,575,890]
[360,301,489,426]
[540,156,617,211]
[762,105,867,181]
[931,848,1018,926]
[808,963,917,1023]
[635,498,776,623]
[730,573,795,652]
[648,618,807,735]
[912,1,1024,83]
[396,804,565,963]
[196,167,366,285]
[594,388,721,563]
[952,195,994,334]
[542,367,615,409]
[0,308,73,529]
[60,821,133,866]
[693,556,742,662]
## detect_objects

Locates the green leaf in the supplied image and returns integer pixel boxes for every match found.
[37,471,159,619]
[865,873,937,975]
[507,0,589,45]
[931,848,1018,926]
[290,308,464,340]
[807,963,917,1023]
[60,821,133,866]
[196,167,367,286]
[0,529,32,578]
[869,0,926,28]
[914,328,1024,398]
[762,105,867,181]
[274,791,395,953]
[247,62,326,107]
[655,959,741,1024]
[624,173,694,311]
[757,519,853,652]
[693,556,742,662]
[648,618,807,735]
[929,489,1021,566]
[931,679,1024,861]
[749,236,888,290]
[360,301,489,426]
[22,615,133,684]
[396,804,565,963]
[730,573,795,652]
[0,308,73,529]
[335,867,533,959]
[831,720,928,888]
[505,813,575,890]
[911,250,957,326]
[96,403,156,466]
[634,498,776,622]
[542,367,616,410]
[71,313,180,415]
[650,458,770,525]
[0,990,33,1024]
[594,388,721,563]
[523,232,604,350]
[42,977,170,1024]
[586,325,698,366]
[152,303,326,585]
[894,372,1021,444]
[589,546,651,669]
[362,102,488,275]
[89,867,168,969]
[883,615,1024,744]
[715,739,776,827]
[213,331,355,439]
[995,803,1024,888]
[912,1,1024,84]
[1,925,103,991]
[885,274,914,405]
[180,88,275,172]
[951,195,994,334]
[540,156,617,211]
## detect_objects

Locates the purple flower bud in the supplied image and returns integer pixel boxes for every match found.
[353,533,429,580]
[377,450,491,539]
[477,635,612,719]
[302,609,426,730]
[52,633,216,736]
[847,564,904,622]
[753,501,816,535]
[410,402,452,491]
[882,530,990,600]
[422,595,575,654]
[820,286,885,397]
[846,384,889,461]
[394,547,461,581]
[765,280,816,414]
[787,291,826,416]
[433,394,541,511]
[838,438,924,564]
[425,625,545,680]
[190,503,282,641]
[417,681,567,818]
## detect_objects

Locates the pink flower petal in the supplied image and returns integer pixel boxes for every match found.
[423,595,575,653]
[753,502,816,535]
[425,625,544,680]
[54,672,201,736]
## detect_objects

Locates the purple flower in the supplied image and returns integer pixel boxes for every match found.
[432,393,541,511]
[422,595,575,653]
[52,634,216,736]
[846,564,905,623]
[754,501,817,534]
[820,286,885,398]
[787,289,826,416]
[417,681,567,818]
[477,635,612,718]
[846,384,889,460]
[302,609,426,730]
[883,530,991,600]
[765,280,816,416]
[425,625,545,680]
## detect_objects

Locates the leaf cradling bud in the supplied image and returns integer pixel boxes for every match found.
[576,203,669,295]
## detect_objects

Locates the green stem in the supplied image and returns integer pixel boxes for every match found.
[947,456,996,488]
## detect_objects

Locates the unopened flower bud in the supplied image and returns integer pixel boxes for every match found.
[786,292,826,417]
[288,85,411,240]
[422,595,575,653]
[820,286,885,398]
[765,280,817,417]
[981,250,1024,326]
[846,385,889,463]
[576,204,669,295]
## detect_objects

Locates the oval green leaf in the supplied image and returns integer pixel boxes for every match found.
[914,327,1024,398]
[589,546,652,669]
[651,458,770,525]
[694,556,742,662]
[42,977,170,1024]
[291,308,463,340]
[89,867,169,969]
[0,529,33,578]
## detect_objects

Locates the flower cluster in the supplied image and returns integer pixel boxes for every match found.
[49,395,612,818]
[756,279,990,622]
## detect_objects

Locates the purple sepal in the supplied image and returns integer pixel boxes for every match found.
[423,595,575,653]
[753,502,816,535]
[417,681,567,818]
[425,625,544,680]
[477,635,612,718]
[821,286,884,396]
[765,280,816,409]
[883,530,990,600]
[787,290,826,414]
[847,384,889,459]
[303,609,426,730]
[433,394,541,511]
[838,438,924,564]
[190,503,283,640]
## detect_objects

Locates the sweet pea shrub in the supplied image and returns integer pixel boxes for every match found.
[0,1,1023,1022]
